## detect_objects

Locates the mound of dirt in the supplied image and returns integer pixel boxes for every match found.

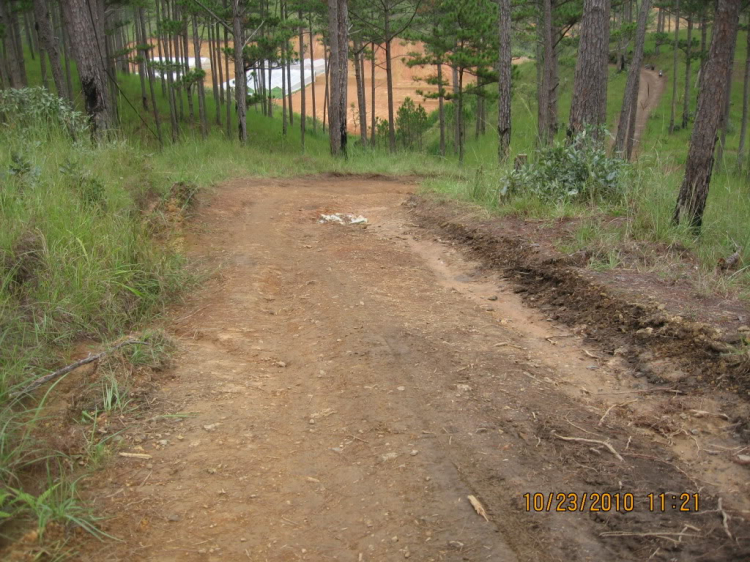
[409,195,750,405]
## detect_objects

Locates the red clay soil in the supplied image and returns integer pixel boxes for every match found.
[28,175,746,562]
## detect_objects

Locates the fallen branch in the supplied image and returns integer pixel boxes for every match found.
[552,431,624,462]
[468,495,489,522]
[11,339,148,398]
[118,452,153,460]
[718,497,733,541]
[598,399,639,426]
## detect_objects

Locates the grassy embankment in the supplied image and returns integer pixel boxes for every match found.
[2,25,748,549]
[425,29,750,297]
[0,53,456,550]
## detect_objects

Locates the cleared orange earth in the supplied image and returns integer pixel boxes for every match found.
[132,37,533,135]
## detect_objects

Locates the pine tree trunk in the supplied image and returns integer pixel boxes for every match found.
[327,0,347,155]
[140,7,162,145]
[674,0,741,230]
[33,0,66,99]
[24,11,35,60]
[682,15,693,129]
[182,19,194,120]
[207,24,221,125]
[154,0,166,96]
[738,17,750,170]
[299,11,306,147]
[497,0,511,160]
[385,33,396,152]
[655,7,662,55]
[457,69,464,163]
[232,0,247,143]
[134,7,148,109]
[617,0,632,72]
[615,0,650,157]
[56,3,73,99]
[309,21,317,133]
[371,42,376,145]
[336,0,348,152]
[568,0,611,139]
[1,0,27,87]
[223,0,231,137]
[437,62,445,156]
[282,40,288,134]
[452,65,459,154]
[39,41,48,88]
[323,43,329,133]
[62,0,112,137]
[287,43,293,125]
[669,0,680,134]
[540,0,555,143]
[536,1,547,143]
[354,39,367,146]
[715,27,737,167]
[192,15,207,138]
[0,36,8,88]
[214,23,224,110]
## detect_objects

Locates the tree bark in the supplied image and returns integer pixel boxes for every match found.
[738,15,750,170]
[385,35,396,152]
[716,24,737,167]
[617,0,632,72]
[497,0,511,160]
[62,0,112,137]
[232,0,247,143]
[371,42,376,145]
[437,62,445,156]
[674,0,741,230]
[140,7,162,145]
[207,23,221,125]
[682,15,693,129]
[540,0,556,143]
[354,39,367,146]
[327,0,348,155]
[310,21,317,132]
[614,0,650,157]
[134,6,148,109]
[282,39,288,134]
[192,15,208,138]
[32,0,66,99]
[299,11,306,147]
[1,0,26,87]
[568,0,611,139]
[669,0,680,134]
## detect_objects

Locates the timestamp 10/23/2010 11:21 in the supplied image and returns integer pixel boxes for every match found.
[523,492,700,513]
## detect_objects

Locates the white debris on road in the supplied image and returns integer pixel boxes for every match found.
[319,213,368,225]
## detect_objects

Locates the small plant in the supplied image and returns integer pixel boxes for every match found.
[396,97,429,150]
[122,329,175,370]
[0,87,89,140]
[500,130,628,203]
[9,477,109,540]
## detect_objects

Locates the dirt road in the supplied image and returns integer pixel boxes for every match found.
[633,68,666,149]
[79,176,748,561]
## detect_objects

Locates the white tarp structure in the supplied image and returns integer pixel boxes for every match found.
[147,56,211,79]
[224,58,326,94]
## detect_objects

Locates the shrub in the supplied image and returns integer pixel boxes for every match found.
[499,130,629,203]
[0,87,90,140]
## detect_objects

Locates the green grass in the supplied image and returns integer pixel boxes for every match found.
[3,24,750,553]
[416,28,750,297]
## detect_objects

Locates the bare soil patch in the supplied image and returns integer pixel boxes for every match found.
[60,176,750,561]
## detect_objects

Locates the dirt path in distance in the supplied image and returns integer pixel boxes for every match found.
[633,68,666,149]
[77,176,748,562]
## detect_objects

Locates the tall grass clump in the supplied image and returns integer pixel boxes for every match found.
[0,88,186,543]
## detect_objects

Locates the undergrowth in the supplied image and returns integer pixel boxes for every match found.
[0,89,186,549]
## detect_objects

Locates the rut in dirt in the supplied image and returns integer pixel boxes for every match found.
[78,176,748,562]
